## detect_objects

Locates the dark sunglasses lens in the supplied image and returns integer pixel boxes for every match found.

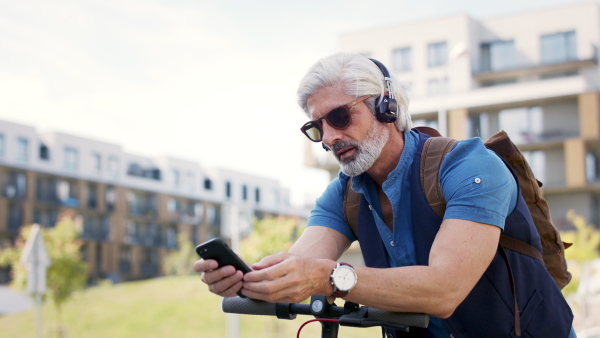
[302,123,322,142]
[327,107,351,129]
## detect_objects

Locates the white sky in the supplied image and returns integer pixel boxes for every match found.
[0,0,582,206]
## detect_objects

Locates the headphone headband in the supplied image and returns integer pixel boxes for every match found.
[368,58,398,123]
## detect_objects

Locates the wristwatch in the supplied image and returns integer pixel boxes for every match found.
[330,262,357,297]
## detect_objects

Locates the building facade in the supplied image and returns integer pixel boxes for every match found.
[0,119,300,283]
[307,2,600,230]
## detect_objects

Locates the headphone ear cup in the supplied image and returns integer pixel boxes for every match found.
[375,95,398,123]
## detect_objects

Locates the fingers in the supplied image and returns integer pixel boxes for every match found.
[208,270,244,298]
[251,251,291,270]
[194,259,218,273]
[195,258,245,297]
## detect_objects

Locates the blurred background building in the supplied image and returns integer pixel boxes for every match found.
[308,1,600,231]
[0,119,304,284]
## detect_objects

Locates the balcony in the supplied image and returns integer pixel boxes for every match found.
[473,55,596,83]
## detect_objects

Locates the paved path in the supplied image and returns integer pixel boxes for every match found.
[0,285,32,315]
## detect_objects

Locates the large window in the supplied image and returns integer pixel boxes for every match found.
[480,40,516,72]
[16,137,28,163]
[427,41,447,67]
[63,146,78,171]
[392,47,412,71]
[498,107,543,145]
[541,31,577,64]
[57,179,79,207]
[4,171,27,199]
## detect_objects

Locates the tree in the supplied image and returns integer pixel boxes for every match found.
[560,210,600,295]
[0,213,88,327]
[240,216,301,264]
[162,232,197,276]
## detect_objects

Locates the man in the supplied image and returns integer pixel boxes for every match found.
[195,53,574,337]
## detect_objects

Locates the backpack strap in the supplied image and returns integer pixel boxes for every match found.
[344,179,360,239]
[420,137,458,218]
[421,136,545,264]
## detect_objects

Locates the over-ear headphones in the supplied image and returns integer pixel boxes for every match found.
[369,58,398,123]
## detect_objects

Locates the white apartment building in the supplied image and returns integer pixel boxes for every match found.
[308,1,600,229]
[0,118,298,283]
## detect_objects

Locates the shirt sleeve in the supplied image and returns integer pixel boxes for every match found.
[439,138,517,229]
[306,176,357,242]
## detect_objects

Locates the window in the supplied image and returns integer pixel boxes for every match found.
[57,179,79,207]
[172,169,180,187]
[498,107,543,145]
[167,198,179,213]
[392,47,412,71]
[119,246,132,274]
[426,77,448,96]
[108,156,119,179]
[204,178,213,190]
[0,134,4,159]
[480,40,516,72]
[427,41,447,67]
[92,153,102,172]
[39,144,49,160]
[468,113,490,139]
[63,147,78,171]
[7,203,22,232]
[16,137,28,163]
[225,181,231,198]
[36,176,58,202]
[586,152,600,183]
[87,183,97,209]
[242,185,248,201]
[5,171,27,199]
[185,171,194,193]
[255,188,260,203]
[523,150,546,183]
[105,186,116,212]
[541,31,576,64]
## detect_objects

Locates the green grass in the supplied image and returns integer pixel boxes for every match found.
[0,276,380,338]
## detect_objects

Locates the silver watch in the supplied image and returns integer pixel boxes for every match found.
[330,262,357,297]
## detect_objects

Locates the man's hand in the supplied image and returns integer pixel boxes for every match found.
[194,259,244,298]
[241,252,336,303]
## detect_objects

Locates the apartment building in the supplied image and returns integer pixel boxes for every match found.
[307,1,600,230]
[0,119,298,283]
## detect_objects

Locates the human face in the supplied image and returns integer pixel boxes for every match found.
[306,85,389,177]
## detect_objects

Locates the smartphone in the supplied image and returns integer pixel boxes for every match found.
[196,238,251,297]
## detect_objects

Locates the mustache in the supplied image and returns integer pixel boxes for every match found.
[331,140,360,155]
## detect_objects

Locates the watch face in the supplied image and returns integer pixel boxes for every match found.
[333,265,357,292]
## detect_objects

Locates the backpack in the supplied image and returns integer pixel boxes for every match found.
[343,127,572,290]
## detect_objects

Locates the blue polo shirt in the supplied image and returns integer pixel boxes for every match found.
[307,130,518,337]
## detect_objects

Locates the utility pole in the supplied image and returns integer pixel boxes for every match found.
[20,224,52,338]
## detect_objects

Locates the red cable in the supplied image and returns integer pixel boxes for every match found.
[297,318,339,338]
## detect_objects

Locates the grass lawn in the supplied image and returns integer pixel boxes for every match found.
[0,276,381,338]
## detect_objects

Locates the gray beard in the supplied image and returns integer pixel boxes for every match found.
[332,121,390,177]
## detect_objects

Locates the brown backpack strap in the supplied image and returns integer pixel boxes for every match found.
[420,137,458,218]
[344,178,360,239]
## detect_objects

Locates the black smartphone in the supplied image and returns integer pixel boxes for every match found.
[195,238,251,297]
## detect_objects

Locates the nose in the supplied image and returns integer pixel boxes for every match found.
[321,120,343,149]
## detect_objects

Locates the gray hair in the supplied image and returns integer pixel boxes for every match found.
[297,52,412,132]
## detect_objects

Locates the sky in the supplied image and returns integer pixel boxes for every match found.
[0,0,584,206]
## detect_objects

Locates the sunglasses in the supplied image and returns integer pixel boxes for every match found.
[300,95,371,142]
